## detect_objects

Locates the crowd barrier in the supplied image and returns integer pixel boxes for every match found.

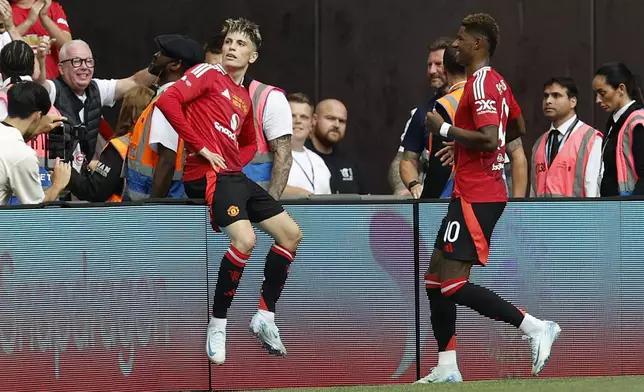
[0,198,642,392]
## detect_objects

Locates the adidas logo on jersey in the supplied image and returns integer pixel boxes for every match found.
[214,121,236,141]
[222,89,231,100]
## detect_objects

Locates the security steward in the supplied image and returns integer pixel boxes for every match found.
[401,43,466,199]
[531,77,602,197]
[67,86,154,202]
[125,34,205,200]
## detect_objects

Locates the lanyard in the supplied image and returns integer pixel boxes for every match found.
[293,150,315,192]
[546,117,579,165]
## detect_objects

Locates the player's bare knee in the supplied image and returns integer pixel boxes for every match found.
[281,221,302,251]
[231,231,256,254]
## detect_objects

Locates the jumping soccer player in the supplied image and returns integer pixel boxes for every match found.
[155,18,302,365]
[418,13,560,383]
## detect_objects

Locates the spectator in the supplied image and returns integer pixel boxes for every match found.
[389,37,451,197]
[283,92,331,196]
[0,38,57,203]
[11,0,71,79]
[204,34,224,65]
[0,81,69,205]
[531,77,602,197]
[126,34,205,200]
[0,0,21,47]
[593,62,644,196]
[68,85,154,202]
[305,98,363,194]
[42,39,154,173]
[401,42,465,199]
[0,37,52,118]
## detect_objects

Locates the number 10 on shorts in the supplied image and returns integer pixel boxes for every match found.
[443,221,461,243]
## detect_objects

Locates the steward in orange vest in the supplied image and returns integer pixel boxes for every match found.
[531,78,603,197]
[67,86,156,202]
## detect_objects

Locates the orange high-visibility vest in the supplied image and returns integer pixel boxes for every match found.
[531,122,601,197]
[615,109,644,195]
[243,80,286,189]
[125,95,185,200]
[436,81,466,199]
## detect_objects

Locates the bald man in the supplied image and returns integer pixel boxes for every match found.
[305,99,363,194]
[43,39,155,173]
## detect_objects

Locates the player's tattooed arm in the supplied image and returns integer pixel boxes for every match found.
[399,150,421,189]
[506,114,527,144]
[506,137,523,153]
[268,134,293,200]
[389,151,409,194]
[507,138,528,198]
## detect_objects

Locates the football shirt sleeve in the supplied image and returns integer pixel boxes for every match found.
[155,64,215,153]
[471,74,502,130]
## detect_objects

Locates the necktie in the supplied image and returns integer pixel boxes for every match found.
[548,130,560,166]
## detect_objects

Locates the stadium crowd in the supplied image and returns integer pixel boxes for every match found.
[0,0,642,206]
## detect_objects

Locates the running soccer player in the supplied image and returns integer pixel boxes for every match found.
[418,13,560,383]
[155,18,302,365]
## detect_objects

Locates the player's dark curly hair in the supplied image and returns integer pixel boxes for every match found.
[462,13,501,56]
[221,18,262,51]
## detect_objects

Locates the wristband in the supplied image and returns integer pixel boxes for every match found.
[439,122,451,138]
[407,180,420,191]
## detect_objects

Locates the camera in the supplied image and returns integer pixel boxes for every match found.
[45,119,88,170]
[60,119,87,141]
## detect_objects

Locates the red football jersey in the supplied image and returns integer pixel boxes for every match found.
[452,66,521,203]
[11,2,70,79]
[155,63,257,182]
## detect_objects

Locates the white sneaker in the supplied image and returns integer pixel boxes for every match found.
[249,312,287,356]
[206,318,226,365]
[525,320,561,376]
[414,365,463,383]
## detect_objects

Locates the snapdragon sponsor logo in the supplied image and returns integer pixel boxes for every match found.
[0,251,171,379]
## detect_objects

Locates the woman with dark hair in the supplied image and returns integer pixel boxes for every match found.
[0,37,51,118]
[593,62,644,196]
[67,85,154,202]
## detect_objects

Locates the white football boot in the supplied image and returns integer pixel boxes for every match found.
[525,320,561,376]
[206,318,227,365]
[249,311,287,356]
[415,365,463,383]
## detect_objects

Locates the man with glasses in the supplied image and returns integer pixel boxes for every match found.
[42,39,154,173]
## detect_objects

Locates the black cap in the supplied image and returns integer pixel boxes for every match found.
[155,34,205,68]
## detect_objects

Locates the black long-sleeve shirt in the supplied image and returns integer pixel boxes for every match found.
[601,102,644,196]
[68,143,124,202]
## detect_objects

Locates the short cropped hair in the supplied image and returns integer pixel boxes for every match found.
[204,34,224,55]
[287,92,312,106]
[7,81,51,119]
[443,45,465,76]
[543,77,579,100]
[462,13,501,56]
[221,18,262,51]
[428,37,452,53]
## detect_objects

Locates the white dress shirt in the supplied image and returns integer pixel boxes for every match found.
[0,123,45,205]
[287,147,331,194]
[530,115,602,197]
[613,100,636,124]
